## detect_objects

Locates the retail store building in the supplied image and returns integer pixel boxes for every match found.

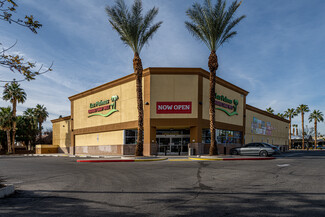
[52,68,289,156]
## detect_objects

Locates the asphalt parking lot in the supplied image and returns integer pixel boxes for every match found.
[0,151,324,217]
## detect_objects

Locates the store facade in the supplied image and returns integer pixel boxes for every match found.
[52,67,289,156]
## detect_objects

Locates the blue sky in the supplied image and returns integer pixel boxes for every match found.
[1,0,325,134]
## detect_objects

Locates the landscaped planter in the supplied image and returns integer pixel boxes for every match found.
[35,145,59,154]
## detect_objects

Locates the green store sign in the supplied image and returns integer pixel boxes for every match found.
[215,93,239,116]
[88,95,119,117]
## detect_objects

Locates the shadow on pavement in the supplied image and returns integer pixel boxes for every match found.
[1,189,324,217]
[0,190,148,217]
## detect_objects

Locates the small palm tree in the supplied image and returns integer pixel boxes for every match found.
[185,0,245,155]
[34,104,49,144]
[309,110,324,150]
[266,107,274,114]
[0,107,13,153]
[296,104,310,149]
[294,124,299,136]
[106,0,162,156]
[284,108,298,149]
[292,124,298,136]
[3,81,26,154]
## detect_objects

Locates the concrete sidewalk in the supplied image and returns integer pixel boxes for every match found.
[0,153,278,162]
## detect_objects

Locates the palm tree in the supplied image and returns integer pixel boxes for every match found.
[23,108,38,150]
[3,81,26,154]
[296,104,310,149]
[277,113,285,118]
[266,107,274,114]
[284,108,298,149]
[0,107,13,153]
[34,104,49,144]
[292,124,298,136]
[309,110,324,150]
[106,0,162,156]
[185,0,245,155]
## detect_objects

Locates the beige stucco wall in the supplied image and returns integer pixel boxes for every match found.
[150,74,198,119]
[245,109,289,146]
[75,130,124,147]
[202,78,244,127]
[73,80,137,130]
[52,119,71,149]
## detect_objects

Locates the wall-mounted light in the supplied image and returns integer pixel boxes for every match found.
[145,102,149,105]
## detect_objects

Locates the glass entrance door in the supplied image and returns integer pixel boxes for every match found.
[157,135,190,155]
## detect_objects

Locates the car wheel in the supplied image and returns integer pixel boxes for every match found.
[259,150,268,157]
[231,149,239,155]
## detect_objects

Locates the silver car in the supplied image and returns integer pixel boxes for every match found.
[230,143,279,157]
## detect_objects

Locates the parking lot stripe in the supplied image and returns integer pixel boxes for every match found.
[168,159,192,161]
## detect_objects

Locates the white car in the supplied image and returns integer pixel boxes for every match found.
[230,143,279,157]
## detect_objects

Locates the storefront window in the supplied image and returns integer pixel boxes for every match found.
[125,130,142,144]
[202,129,242,145]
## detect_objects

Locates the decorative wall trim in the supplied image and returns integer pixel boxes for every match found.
[246,104,290,123]
[73,120,138,135]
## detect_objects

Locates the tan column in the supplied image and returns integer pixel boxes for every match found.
[190,125,202,143]
[70,100,75,155]
[144,126,156,156]
[242,95,246,145]
[143,74,155,156]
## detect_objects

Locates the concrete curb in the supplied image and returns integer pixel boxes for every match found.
[189,157,276,161]
[189,157,223,161]
[0,184,15,198]
[76,158,168,163]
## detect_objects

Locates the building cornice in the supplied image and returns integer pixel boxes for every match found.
[51,116,71,123]
[246,104,290,123]
[68,67,249,101]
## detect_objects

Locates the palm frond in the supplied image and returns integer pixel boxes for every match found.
[185,0,245,52]
[106,0,162,54]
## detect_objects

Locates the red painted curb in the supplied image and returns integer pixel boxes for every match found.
[222,157,276,161]
[77,159,135,163]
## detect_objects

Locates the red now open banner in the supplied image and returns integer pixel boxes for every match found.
[156,102,192,114]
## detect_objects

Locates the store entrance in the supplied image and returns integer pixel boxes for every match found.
[156,129,190,155]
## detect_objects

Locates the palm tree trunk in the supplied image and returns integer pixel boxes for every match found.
[208,51,218,155]
[6,130,11,153]
[133,52,144,156]
[296,127,298,137]
[289,117,291,149]
[314,119,317,150]
[39,122,42,144]
[301,111,305,149]
[12,100,16,154]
